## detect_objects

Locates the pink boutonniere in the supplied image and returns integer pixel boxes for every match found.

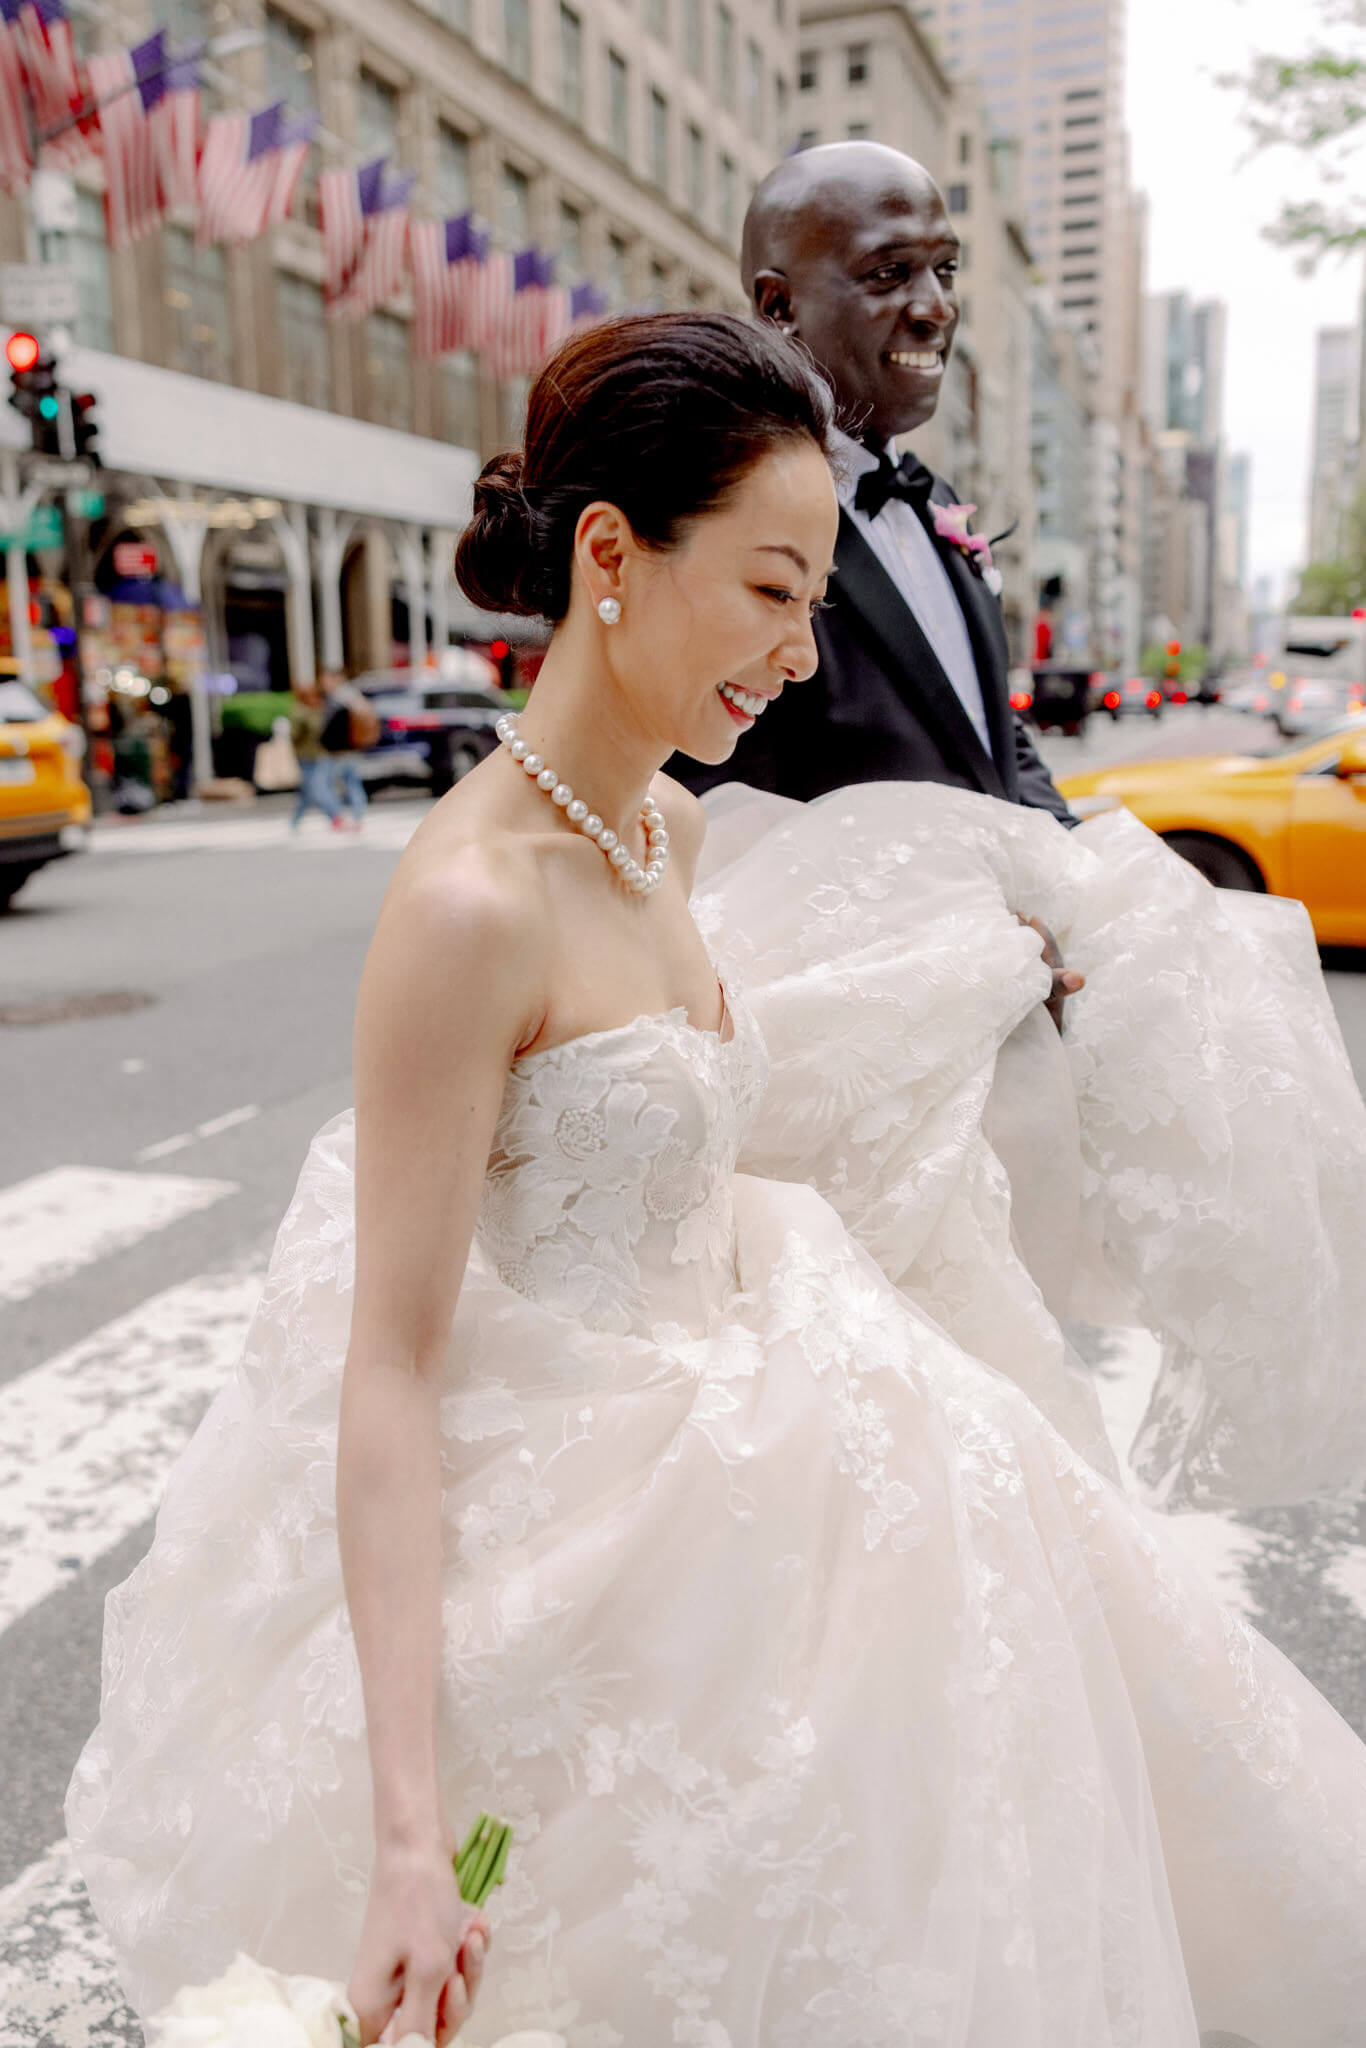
[931,502,1004,595]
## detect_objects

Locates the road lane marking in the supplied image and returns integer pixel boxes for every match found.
[0,1836,139,2045]
[0,1265,263,1634]
[0,1167,236,1306]
[135,1102,260,1164]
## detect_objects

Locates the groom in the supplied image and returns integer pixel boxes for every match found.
[674,141,1074,827]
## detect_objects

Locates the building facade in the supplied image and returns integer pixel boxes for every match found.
[912,0,1142,664]
[1307,324,1360,567]
[0,0,794,729]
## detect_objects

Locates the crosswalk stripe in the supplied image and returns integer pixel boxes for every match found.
[0,1836,138,2045]
[0,1167,237,1307]
[0,1265,263,1634]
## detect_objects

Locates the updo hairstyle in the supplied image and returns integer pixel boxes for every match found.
[454,311,835,622]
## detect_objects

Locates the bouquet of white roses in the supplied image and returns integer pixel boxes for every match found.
[148,1816,532,2048]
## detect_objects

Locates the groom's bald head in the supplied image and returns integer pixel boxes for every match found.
[741,141,962,443]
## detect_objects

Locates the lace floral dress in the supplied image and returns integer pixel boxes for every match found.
[68,784,1366,2047]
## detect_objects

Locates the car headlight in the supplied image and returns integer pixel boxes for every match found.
[58,723,87,760]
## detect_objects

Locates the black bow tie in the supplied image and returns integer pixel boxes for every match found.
[852,449,937,522]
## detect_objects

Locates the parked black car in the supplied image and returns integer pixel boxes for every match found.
[1015,665,1105,735]
[354,663,510,796]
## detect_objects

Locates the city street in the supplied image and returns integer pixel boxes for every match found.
[2,715,1366,2040]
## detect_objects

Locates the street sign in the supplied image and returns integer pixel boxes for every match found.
[25,503,62,549]
[0,263,79,326]
[22,455,93,489]
[113,541,158,579]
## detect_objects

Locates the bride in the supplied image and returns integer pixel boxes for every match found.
[68,313,1366,2048]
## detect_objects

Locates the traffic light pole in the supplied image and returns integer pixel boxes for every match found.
[56,388,95,794]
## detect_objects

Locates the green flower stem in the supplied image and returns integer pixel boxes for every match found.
[453,1812,513,1908]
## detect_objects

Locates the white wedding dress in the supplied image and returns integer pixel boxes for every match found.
[68,784,1366,2048]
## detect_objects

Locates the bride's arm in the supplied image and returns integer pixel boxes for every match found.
[339,842,547,2046]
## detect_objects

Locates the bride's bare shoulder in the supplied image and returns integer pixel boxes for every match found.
[365,782,552,1037]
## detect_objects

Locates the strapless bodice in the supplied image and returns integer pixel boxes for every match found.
[474,988,769,1336]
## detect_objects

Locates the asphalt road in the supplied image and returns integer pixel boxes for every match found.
[1,722,1364,2043]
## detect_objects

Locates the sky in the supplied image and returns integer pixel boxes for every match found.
[1125,0,1362,596]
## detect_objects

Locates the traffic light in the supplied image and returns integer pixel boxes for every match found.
[6,331,61,455]
[1164,639,1182,684]
[69,390,100,466]
[489,636,516,689]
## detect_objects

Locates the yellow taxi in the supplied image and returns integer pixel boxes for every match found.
[1059,714,1366,946]
[0,671,91,909]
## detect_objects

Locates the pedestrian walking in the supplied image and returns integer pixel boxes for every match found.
[673,140,1073,824]
[288,682,346,831]
[319,674,379,830]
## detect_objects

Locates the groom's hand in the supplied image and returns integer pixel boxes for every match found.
[1017,914,1084,1034]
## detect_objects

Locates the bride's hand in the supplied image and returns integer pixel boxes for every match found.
[348,1838,490,2045]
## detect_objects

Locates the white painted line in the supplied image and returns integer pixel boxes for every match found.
[0,1264,263,1633]
[92,806,426,858]
[194,1102,259,1141]
[0,1836,136,2042]
[134,1131,195,1163]
[135,1102,261,1164]
[0,1167,235,1307]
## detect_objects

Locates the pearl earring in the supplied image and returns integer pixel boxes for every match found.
[597,596,622,625]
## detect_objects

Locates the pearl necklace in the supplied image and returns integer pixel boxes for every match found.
[495,713,670,895]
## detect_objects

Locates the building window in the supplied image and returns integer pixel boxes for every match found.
[501,163,530,243]
[606,232,630,310]
[436,123,471,215]
[958,130,971,164]
[947,182,969,213]
[559,3,583,123]
[608,48,630,158]
[1063,140,1099,154]
[796,127,818,150]
[503,0,531,84]
[277,273,327,408]
[648,257,669,308]
[48,187,113,353]
[648,88,669,190]
[718,150,737,242]
[846,120,869,138]
[684,121,704,216]
[162,225,229,382]
[1061,270,1097,285]
[798,48,817,90]
[1062,166,1098,181]
[846,42,868,85]
[365,312,410,430]
[774,71,788,143]
[354,70,398,161]
[442,353,478,446]
[646,0,669,41]
[682,0,703,78]
[774,0,784,19]
[265,8,316,111]
[744,39,763,137]
[716,4,734,107]
[559,201,584,276]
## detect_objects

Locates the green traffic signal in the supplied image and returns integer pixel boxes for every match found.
[37,394,59,420]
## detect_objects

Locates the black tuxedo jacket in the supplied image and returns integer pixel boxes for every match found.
[672,473,1075,826]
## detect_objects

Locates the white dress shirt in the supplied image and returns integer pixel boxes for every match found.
[832,427,993,755]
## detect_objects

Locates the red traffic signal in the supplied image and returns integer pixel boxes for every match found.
[1165,640,1181,658]
[489,638,510,659]
[5,331,39,373]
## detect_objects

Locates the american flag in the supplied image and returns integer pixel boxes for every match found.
[197,100,289,245]
[265,109,317,227]
[0,4,32,194]
[488,248,566,379]
[14,0,88,167]
[411,212,492,358]
[146,48,199,214]
[570,279,609,331]
[324,158,413,319]
[320,156,379,306]
[88,31,165,249]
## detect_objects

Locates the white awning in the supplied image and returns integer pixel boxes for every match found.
[0,348,479,530]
